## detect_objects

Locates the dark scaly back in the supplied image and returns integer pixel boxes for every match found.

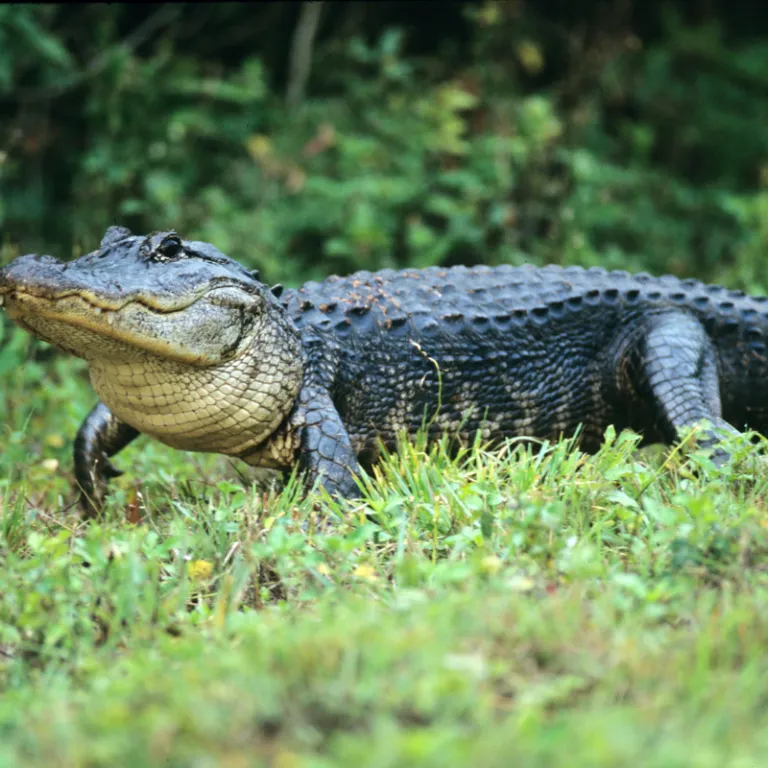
[278,264,768,449]
[281,263,768,340]
[284,264,619,334]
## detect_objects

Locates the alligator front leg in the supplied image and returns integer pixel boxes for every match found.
[74,402,139,517]
[295,386,362,499]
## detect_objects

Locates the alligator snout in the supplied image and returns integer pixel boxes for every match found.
[1,252,66,290]
[0,253,80,301]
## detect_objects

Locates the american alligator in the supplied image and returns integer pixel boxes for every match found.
[0,226,765,515]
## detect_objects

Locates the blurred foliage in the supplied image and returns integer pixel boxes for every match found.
[1,2,768,290]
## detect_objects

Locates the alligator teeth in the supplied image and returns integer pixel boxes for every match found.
[105,312,114,325]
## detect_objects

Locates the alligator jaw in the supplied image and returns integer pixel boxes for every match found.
[1,289,215,366]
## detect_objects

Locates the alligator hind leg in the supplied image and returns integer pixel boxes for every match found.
[74,402,139,517]
[628,311,739,457]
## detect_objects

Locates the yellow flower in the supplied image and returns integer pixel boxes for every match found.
[45,433,65,448]
[187,560,214,582]
[480,555,502,576]
[353,564,377,582]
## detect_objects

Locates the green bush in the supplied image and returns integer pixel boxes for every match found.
[2,4,768,292]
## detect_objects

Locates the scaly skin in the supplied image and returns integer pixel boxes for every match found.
[1,226,766,516]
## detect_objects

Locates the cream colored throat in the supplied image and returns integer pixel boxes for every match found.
[88,352,301,457]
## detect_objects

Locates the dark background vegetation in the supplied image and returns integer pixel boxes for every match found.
[2,1,768,289]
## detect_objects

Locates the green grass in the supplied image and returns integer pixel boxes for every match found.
[3,324,768,767]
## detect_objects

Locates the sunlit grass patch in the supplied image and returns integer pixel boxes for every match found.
[3,336,768,764]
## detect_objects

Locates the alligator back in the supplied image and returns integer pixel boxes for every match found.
[279,263,768,461]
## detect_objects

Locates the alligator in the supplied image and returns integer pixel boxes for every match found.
[0,226,765,516]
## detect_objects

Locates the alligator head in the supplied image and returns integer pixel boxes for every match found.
[0,227,303,456]
[0,226,281,365]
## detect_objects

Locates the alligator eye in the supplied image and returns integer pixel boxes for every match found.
[157,235,183,260]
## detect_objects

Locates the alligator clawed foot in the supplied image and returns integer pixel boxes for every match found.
[76,452,122,518]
